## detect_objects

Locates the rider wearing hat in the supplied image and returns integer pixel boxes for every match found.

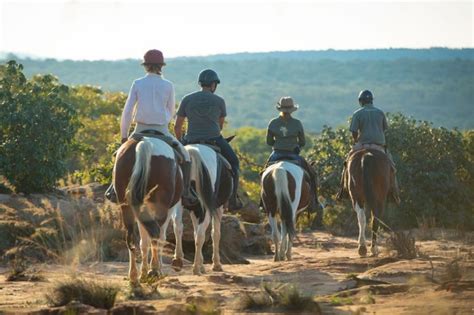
[336,90,400,204]
[106,49,198,206]
[264,96,319,210]
[174,69,243,211]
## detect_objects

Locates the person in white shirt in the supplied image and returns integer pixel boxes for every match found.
[106,49,198,206]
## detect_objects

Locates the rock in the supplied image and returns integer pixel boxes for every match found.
[242,222,272,255]
[111,303,157,315]
[0,194,11,203]
[237,201,262,223]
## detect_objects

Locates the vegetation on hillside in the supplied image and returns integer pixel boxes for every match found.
[2,48,473,131]
[0,59,472,230]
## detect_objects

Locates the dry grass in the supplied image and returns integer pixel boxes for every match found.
[386,231,417,259]
[45,278,119,309]
[236,282,321,313]
[6,255,45,282]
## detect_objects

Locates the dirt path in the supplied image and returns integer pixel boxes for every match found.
[1,231,473,314]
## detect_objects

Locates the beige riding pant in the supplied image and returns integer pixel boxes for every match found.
[132,123,190,162]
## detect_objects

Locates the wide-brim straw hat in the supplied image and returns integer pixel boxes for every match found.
[276,96,299,113]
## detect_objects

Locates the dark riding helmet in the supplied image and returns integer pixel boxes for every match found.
[198,69,220,86]
[358,90,373,105]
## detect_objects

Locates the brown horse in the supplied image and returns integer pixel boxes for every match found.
[261,161,320,261]
[347,149,391,257]
[113,137,182,285]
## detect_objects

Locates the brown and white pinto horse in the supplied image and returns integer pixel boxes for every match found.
[347,149,391,257]
[113,137,183,285]
[261,161,318,261]
[172,144,233,275]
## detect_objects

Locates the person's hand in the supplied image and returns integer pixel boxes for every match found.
[121,138,128,144]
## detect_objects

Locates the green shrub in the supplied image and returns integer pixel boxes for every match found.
[0,61,79,193]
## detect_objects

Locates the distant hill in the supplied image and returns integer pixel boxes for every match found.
[2,48,473,131]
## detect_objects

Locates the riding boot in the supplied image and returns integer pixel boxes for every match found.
[228,171,243,211]
[336,161,348,200]
[105,183,118,203]
[390,168,401,205]
[300,159,318,211]
[386,150,401,205]
[181,161,199,208]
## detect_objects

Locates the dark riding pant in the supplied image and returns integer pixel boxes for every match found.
[209,135,240,175]
[268,149,304,165]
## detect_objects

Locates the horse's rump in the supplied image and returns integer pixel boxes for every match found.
[348,149,391,208]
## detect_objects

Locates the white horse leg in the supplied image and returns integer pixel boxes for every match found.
[171,203,184,271]
[191,211,211,275]
[211,206,224,272]
[355,202,367,257]
[269,214,280,262]
[280,222,288,261]
[138,221,150,282]
[155,211,172,275]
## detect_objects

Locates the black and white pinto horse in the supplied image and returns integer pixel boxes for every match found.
[172,144,233,275]
[260,161,320,261]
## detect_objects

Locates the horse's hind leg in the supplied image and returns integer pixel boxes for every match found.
[354,202,367,257]
[286,234,293,261]
[137,221,150,282]
[120,204,139,286]
[190,210,211,275]
[211,206,224,272]
[280,223,288,261]
[171,203,184,271]
[370,204,383,256]
[269,214,280,262]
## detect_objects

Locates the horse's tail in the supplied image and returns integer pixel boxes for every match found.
[126,139,153,207]
[272,167,296,239]
[188,147,215,219]
[362,152,376,212]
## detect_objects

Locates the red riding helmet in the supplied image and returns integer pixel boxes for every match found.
[142,49,166,65]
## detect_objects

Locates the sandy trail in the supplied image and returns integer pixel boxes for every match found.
[0,231,473,314]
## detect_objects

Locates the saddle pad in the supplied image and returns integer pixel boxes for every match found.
[131,133,184,163]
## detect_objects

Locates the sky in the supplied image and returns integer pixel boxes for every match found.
[0,0,472,60]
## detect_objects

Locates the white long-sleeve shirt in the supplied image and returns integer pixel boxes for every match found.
[120,73,175,138]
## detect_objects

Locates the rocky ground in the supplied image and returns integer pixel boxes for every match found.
[0,229,473,314]
[0,187,473,314]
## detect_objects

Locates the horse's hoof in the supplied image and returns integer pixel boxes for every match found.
[192,268,201,276]
[129,279,140,288]
[200,265,206,274]
[274,256,280,262]
[171,259,183,271]
[286,255,292,261]
[370,246,379,257]
[358,245,368,257]
[212,264,223,272]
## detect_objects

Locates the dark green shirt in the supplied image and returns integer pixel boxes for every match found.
[177,90,227,142]
[266,116,305,152]
[350,104,388,145]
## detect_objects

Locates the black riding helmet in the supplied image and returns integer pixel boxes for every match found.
[358,90,373,105]
[198,69,220,86]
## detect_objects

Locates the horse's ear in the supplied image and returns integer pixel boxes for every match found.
[225,135,236,143]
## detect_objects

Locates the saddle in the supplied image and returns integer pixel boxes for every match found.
[265,157,311,181]
[131,129,185,163]
[187,140,232,172]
